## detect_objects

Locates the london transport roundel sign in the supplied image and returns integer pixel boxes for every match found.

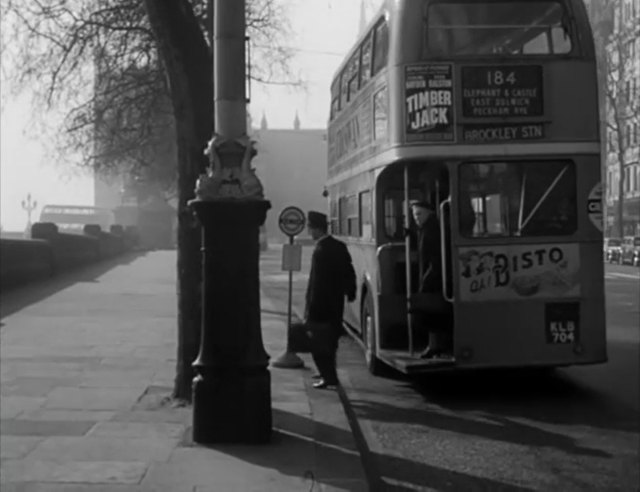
[278,206,306,237]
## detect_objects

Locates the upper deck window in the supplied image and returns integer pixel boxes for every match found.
[330,79,341,120]
[372,18,389,74]
[425,1,573,56]
[360,33,374,87]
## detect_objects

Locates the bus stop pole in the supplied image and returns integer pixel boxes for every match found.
[272,235,305,368]
[287,237,294,330]
[404,164,414,356]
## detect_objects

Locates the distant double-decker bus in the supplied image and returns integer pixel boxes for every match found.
[40,205,114,234]
[326,0,606,375]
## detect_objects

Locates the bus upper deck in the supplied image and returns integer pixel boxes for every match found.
[328,0,598,183]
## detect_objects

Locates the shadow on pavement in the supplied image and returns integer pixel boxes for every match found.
[185,407,366,491]
[337,342,637,488]
[350,395,610,459]
[407,368,639,434]
[0,251,149,320]
[369,452,538,492]
[188,404,540,491]
[338,386,540,491]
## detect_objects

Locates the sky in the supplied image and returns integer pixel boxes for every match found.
[248,0,378,129]
[0,0,378,232]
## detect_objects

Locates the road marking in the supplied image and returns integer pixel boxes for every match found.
[605,272,640,280]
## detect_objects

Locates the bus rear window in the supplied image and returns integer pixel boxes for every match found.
[384,189,423,240]
[425,1,573,56]
[459,161,577,237]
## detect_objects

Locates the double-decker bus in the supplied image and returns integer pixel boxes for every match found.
[39,205,114,234]
[327,0,606,374]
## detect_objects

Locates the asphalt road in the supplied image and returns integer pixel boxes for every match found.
[260,247,639,492]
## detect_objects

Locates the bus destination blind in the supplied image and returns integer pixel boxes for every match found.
[461,65,543,118]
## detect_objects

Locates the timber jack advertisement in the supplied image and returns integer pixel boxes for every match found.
[405,64,455,143]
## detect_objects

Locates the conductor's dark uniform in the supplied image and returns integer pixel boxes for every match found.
[305,212,356,385]
[416,212,442,293]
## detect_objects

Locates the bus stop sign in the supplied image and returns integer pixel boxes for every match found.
[278,206,306,237]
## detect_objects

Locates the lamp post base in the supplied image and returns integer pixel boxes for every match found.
[192,369,271,444]
[189,198,272,445]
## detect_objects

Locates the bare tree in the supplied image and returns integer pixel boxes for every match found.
[604,5,640,237]
[1,0,296,401]
[1,0,294,193]
[586,0,614,223]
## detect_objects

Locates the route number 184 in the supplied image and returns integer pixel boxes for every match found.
[487,70,517,86]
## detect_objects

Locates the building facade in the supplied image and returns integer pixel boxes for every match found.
[94,112,328,247]
[589,0,640,236]
[252,113,328,244]
[608,0,640,236]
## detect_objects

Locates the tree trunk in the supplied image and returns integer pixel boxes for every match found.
[142,0,214,402]
[618,155,625,237]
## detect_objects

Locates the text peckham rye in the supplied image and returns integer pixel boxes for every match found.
[406,90,451,131]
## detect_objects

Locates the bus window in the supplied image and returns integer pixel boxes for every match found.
[347,52,361,101]
[340,70,349,109]
[346,195,359,236]
[459,161,577,237]
[360,33,373,87]
[338,195,359,236]
[373,87,388,141]
[359,190,372,238]
[384,189,423,240]
[330,79,341,119]
[384,192,404,240]
[523,33,550,55]
[425,1,573,56]
[550,25,572,54]
[372,18,389,75]
[330,198,339,234]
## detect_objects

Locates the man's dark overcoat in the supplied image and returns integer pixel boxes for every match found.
[305,235,356,328]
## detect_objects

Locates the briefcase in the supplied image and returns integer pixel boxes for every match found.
[288,321,335,355]
[288,322,312,353]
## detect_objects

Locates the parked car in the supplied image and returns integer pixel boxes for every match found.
[605,238,623,263]
[621,236,640,267]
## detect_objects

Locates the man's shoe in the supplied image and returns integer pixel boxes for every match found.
[419,346,443,359]
[420,347,454,360]
[311,373,322,380]
[312,379,338,389]
[436,352,454,360]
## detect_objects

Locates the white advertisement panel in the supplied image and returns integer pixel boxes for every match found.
[458,243,580,301]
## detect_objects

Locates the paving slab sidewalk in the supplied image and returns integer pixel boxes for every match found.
[0,250,368,491]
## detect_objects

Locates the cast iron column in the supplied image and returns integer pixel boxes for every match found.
[189,0,272,444]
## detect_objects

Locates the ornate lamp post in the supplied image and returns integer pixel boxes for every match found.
[188,0,271,444]
[21,193,38,235]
